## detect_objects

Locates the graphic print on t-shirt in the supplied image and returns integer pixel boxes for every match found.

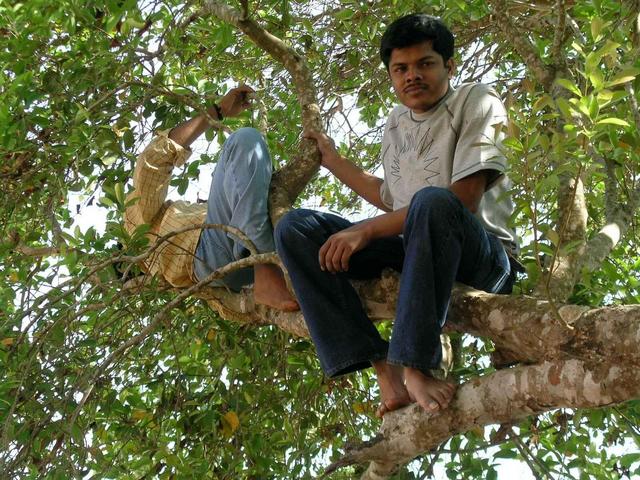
[385,114,440,187]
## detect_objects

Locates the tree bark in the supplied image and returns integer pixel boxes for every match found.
[332,358,640,478]
[194,274,640,478]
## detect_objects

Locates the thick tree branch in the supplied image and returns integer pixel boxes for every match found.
[550,0,567,68]
[200,1,323,222]
[489,0,555,89]
[535,172,588,302]
[332,358,640,478]
[193,270,640,371]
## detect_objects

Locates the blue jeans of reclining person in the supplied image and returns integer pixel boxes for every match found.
[193,128,274,291]
[274,186,513,377]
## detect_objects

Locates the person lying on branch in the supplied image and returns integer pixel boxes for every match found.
[124,85,299,312]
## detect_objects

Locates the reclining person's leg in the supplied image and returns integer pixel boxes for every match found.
[194,127,297,310]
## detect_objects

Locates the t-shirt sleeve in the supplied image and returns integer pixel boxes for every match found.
[379,178,394,211]
[378,117,396,211]
[451,84,508,189]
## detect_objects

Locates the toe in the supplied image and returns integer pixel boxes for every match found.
[426,400,440,412]
[376,403,389,418]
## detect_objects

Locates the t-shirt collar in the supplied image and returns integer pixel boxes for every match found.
[408,85,454,122]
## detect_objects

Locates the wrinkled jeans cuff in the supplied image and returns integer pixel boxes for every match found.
[324,350,388,378]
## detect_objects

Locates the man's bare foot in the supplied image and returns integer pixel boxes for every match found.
[253,264,300,311]
[372,360,412,418]
[404,367,457,413]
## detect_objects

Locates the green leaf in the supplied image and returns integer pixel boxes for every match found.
[590,17,607,42]
[588,70,604,91]
[546,229,560,246]
[555,78,581,97]
[114,183,125,205]
[555,97,575,120]
[533,94,554,112]
[606,68,640,87]
[620,453,640,468]
[588,95,599,120]
[596,118,630,127]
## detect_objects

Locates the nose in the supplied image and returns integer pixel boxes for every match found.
[405,65,423,83]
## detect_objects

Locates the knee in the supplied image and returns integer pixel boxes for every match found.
[224,127,271,174]
[228,127,264,147]
[274,209,314,250]
[407,187,462,227]
[227,128,269,160]
[410,187,458,213]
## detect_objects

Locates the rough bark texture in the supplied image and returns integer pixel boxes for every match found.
[489,0,556,90]
[339,359,640,478]
[198,275,640,477]
[535,174,589,302]
[198,272,640,369]
[489,0,594,305]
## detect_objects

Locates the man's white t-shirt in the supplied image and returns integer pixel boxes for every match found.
[379,82,517,250]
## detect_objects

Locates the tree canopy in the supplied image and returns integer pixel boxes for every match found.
[1,0,640,478]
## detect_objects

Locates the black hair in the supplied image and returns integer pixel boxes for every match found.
[113,241,145,282]
[380,14,455,70]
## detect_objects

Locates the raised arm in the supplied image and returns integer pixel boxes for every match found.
[125,86,254,227]
[169,85,254,148]
[305,131,391,212]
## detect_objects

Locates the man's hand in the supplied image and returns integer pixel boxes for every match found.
[304,130,340,170]
[219,85,255,118]
[319,224,372,273]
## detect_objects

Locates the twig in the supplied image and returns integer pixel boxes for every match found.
[550,0,567,69]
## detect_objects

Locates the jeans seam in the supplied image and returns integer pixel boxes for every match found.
[490,265,510,293]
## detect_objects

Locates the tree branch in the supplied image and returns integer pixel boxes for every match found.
[489,0,555,89]
[200,1,323,222]
[550,0,567,69]
[332,358,640,478]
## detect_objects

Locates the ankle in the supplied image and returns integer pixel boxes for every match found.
[404,366,431,381]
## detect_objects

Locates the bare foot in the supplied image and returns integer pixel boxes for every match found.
[404,367,457,413]
[372,360,412,418]
[254,264,300,311]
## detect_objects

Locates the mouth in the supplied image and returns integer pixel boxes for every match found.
[404,85,428,94]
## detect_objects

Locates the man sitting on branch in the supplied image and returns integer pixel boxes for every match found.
[275,14,518,416]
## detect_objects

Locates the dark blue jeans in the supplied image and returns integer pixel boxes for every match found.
[275,186,512,377]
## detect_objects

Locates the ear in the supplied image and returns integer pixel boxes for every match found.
[446,58,456,78]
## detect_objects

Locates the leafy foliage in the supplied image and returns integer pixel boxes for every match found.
[1,0,639,478]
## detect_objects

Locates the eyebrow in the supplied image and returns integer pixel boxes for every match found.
[390,55,438,67]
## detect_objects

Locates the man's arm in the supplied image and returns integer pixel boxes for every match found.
[126,86,254,226]
[318,207,407,272]
[448,170,488,214]
[449,84,507,213]
[304,129,396,273]
[305,131,391,212]
[169,85,254,148]
[318,170,489,273]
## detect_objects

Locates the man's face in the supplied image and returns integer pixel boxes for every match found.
[388,41,454,113]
